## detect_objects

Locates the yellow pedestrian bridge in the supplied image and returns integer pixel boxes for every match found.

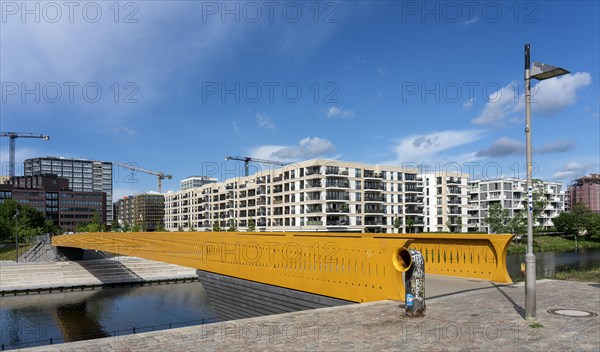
[52,232,513,304]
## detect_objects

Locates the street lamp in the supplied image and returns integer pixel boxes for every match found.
[13,209,19,262]
[524,44,569,320]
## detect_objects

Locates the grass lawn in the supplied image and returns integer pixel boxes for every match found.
[549,267,600,283]
[0,243,34,261]
[507,235,600,255]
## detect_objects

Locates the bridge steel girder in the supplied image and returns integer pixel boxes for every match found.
[52,232,514,303]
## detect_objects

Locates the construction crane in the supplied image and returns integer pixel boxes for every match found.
[225,156,288,176]
[0,132,50,177]
[113,161,172,193]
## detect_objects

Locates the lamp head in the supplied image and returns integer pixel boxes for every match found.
[531,61,569,80]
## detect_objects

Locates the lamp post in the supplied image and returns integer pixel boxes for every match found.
[524,44,569,320]
[14,209,19,262]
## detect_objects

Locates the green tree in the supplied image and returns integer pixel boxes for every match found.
[212,222,221,232]
[393,216,403,233]
[227,219,237,232]
[131,223,140,232]
[177,225,184,232]
[155,223,165,232]
[484,203,509,233]
[121,222,131,232]
[0,200,53,241]
[527,180,549,233]
[508,211,526,236]
[554,203,600,239]
[406,216,415,233]
[188,220,195,232]
[247,218,256,232]
[110,220,121,232]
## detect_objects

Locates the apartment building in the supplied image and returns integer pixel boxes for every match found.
[0,174,106,232]
[567,174,600,213]
[165,159,425,233]
[423,172,469,232]
[116,193,165,231]
[467,178,565,233]
[180,176,217,190]
[24,157,114,224]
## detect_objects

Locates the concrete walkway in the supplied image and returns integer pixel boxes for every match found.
[21,279,600,351]
[0,258,198,293]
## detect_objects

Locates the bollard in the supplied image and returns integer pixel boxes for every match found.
[394,247,426,317]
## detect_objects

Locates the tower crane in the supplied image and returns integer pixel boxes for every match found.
[225,156,288,177]
[0,132,50,177]
[113,161,172,193]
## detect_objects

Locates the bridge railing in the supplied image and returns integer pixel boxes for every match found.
[52,232,513,303]
[393,233,514,283]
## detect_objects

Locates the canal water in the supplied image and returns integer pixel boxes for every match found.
[1,248,599,350]
[0,282,217,350]
[506,247,600,281]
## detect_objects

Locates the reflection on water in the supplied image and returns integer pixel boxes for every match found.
[506,247,600,281]
[0,282,217,350]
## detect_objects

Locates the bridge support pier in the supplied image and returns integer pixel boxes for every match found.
[196,270,353,322]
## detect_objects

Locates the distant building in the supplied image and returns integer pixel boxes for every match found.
[467,178,564,233]
[24,157,114,224]
[0,174,106,232]
[117,193,165,231]
[180,176,217,190]
[567,174,600,213]
[423,172,469,232]
[165,159,425,233]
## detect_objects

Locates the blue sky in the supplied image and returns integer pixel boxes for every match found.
[1,1,598,200]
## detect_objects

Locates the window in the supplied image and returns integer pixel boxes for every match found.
[437,217,443,225]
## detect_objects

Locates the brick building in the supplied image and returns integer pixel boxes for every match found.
[0,175,106,232]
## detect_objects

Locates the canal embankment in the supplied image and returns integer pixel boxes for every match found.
[19,279,600,351]
[0,258,198,295]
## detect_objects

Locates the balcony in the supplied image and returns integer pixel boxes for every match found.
[364,183,384,191]
[364,171,383,179]
[325,180,349,188]
[448,187,462,194]
[326,194,349,201]
[364,195,384,202]
[305,206,323,214]
[325,206,350,213]
[447,177,462,184]
[326,218,349,226]
[364,207,385,214]
[306,220,323,226]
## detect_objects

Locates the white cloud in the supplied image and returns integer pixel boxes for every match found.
[376,66,388,76]
[325,106,355,118]
[256,113,276,129]
[472,73,592,126]
[476,137,576,158]
[463,97,474,110]
[551,162,590,180]
[475,137,523,157]
[391,130,485,164]
[113,127,137,135]
[471,81,521,126]
[249,137,336,162]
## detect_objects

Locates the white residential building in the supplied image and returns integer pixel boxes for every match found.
[165,159,425,233]
[423,172,469,233]
[467,178,565,233]
[180,176,217,190]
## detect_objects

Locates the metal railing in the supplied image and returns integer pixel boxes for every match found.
[0,318,218,351]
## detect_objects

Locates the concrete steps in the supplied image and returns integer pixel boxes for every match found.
[0,258,198,293]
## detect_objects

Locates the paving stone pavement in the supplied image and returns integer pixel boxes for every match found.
[21,279,600,351]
